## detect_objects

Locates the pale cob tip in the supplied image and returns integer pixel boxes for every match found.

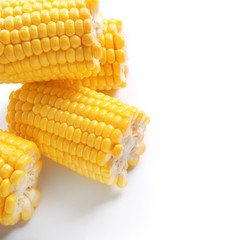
[0,130,42,226]
[65,17,128,90]
[6,82,149,188]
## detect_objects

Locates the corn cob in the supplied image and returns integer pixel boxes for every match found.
[0,130,41,226]
[0,0,103,83]
[6,82,149,188]
[66,18,128,90]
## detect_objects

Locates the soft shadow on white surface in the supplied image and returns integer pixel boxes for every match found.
[0,156,122,239]
[0,221,29,239]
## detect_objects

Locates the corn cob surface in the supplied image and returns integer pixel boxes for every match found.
[0,0,103,83]
[65,18,128,90]
[7,82,149,188]
[0,130,42,226]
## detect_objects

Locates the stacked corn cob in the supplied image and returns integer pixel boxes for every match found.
[0,0,149,226]
[0,0,103,83]
[7,81,149,188]
[0,130,42,226]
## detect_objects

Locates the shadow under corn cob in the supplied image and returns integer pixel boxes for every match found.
[6,81,149,188]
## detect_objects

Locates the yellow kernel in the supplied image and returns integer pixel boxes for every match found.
[31,11,41,25]
[83,47,92,61]
[84,19,92,33]
[4,16,14,31]
[82,146,91,160]
[21,198,34,221]
[5,44,16,62]
[10,30,20,44]
[115,50,125,63]
[22,41,32,57]
[47,21,56,37]
[22,13,31,26]
[30,25,38,39]
[97,151,109,166]
[47,120,54,133]
[114,33,125,49]
[41,10,50,24]
[70,35,81,48]
[50,36,60,51]
[75,19,84,36]
[40,118,48,131]
[41,38,51,52]
[100,48,106,64]
[0,164,14,178]
[0,30,10,44]
[59,9,69,21]
[87,133,95,147]
[66,126,74,140]
[69,8,79,21]
[14,5,22,15]
[14,15,23,29]
[57,50,66,64]
[95,122,106,136]
[63,48,74,63]
[76,46,84,61]
[59,123,68,138]
[92,42,102,60]
[5,194,17,214]
[15,155,32,171]
[2,7,13,18]
[0,158,5,168]
[82,33,93,46]
[33,2,42,12]
[79,8,90,20]
[40,105,50,117]
[99,34,105,47]
[117,174,128,188]
[76,144,84,157]
[57,21,65,36]
[0,179,10,197]
[73,128,81,143]
[111,129,122,143]
[26,188,40,207]
[31,39,42,55]
[107,49,115,64]
[38,23,47,38]
[23,4,32,13]
[105,33,113,49]
[112,144,123,158]
[60,35,70,50]
[89,149,97,163]
[101,138,112,152]
[50,8,59,22]
[65,19,75,36]
[95,136,102,149]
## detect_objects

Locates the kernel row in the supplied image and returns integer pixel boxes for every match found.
[9,122,112,166]
[0,19,93,46]
[1,6,91,24]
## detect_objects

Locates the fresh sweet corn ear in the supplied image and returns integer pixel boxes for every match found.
[65,18,128,90]
[0,130,41,226]
[0,0,103,83]
[7,82,149,188]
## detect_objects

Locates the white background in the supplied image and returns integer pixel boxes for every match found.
[1,0,230,239]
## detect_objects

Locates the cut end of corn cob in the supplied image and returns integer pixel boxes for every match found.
[0,0,103,83]
[0,130,41,226]
[64,18,128,90]
[7,82,149,188]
